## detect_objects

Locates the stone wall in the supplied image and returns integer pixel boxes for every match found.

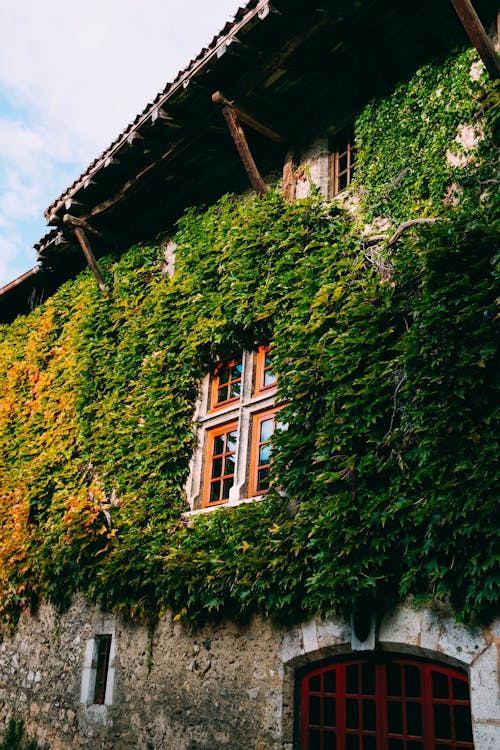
[0,597,498,749]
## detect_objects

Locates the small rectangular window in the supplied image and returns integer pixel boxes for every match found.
[210,357,242,411]
[249,407,283,497]
[255,346,277,395]
[203,421,239,506]
[93,635,112,705]
[330,130,356,196]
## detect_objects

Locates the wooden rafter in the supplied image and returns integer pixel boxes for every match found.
[211,91,285,142]
[451,0,500,79]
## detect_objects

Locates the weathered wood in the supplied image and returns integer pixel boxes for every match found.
[282,150,296,201]
[451,0,500,78]
[63,214,104,238]
[219,105,268,195]
[73,227,107,292]
[212,91,284,142]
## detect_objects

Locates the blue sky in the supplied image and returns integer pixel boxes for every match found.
[0,0,243,287]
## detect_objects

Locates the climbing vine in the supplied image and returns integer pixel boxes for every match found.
[0,49,498,627]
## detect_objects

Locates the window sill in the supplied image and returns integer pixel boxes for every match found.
[181,494,265,521]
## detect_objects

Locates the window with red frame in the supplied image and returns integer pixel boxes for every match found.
[300,656,474,750]
[210,356,242,410]
[203,421,238,506]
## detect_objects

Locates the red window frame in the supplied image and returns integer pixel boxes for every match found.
[202,420,239,507]
[209,356,243,411]
[300,656,474,750]
[254,345,277,395]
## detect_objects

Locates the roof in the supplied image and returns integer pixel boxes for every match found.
[1,0,498,322]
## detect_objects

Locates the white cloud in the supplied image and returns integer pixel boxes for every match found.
[0,0,243,287]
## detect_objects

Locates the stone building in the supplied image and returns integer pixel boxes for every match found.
[0,1,499,748]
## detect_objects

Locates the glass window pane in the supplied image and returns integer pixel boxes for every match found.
[406,701,422,736]
[387,664,402,696]
[452,677,469,701]
[224,456,235,476]
[407,743,424,750]
[324,670,336,694]
[308,729,321,750]
[346,664,359,694]
[217,384,229,402]
[361,663,375,695]
[227,430,238,450]
[433,704,452,739]
[259,443,272,466]
[232,361,242,377]
[362,699,376,730]
[213,434,225,455]
[432,671,449,699]
[346,699,359,729]
[387,701,403,734]
[454,704,473,741]
[222,477,233,499]
[260,417,274,443]
[324,730,337,750]
[209,481,220,503]
[219,366,230,385]
[405,665,420,697]
[388,741,404,750]
[309,674,321,692]
[264,370,277,387]
[346,735,359,750]
[230,380,241,398]
[211,457,223,479]
[362,736,376,750]
[309,696,321,725]
[324,697,336,727]
[257,466,270,492]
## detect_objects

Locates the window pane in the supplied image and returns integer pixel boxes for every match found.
[324,697,336,727]
[406,701,422,736]
[362,699,376,730]
[433,704,452,739]
[407,743,424,750]
[454,705,473,741]
[388,741,404,750]
[452,677,469,701]
[309,696,321,725]
[227,430,238,450]
[346,699,359,729]
[222,477,233,499]
[211,457,223,479]
[213,434,225,455]
[260,417,274,443]
[310,674,321,692]
[387,700,403,734]
[405,665,420,697]
[387,663,402,696]
[209,481,221,503]
[308,729,321,750]
[346,735,359,750]
[259,443,272,466]
[257,466,270,492]
[230,380,241,398]
[432,671,449,699]
[361,663,375,695]
[224,455,235,476]
[324,670,336,694]
[324,730,337,749]
[219,367,230,385]
[232,361,242,377]
[362,737,376,750]
[346,664,359,694]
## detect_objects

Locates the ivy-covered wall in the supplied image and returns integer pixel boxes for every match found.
[0,49,498,629]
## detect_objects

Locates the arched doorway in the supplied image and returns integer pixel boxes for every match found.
[300,655,474,749]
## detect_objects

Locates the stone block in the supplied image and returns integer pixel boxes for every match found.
[379,603,422,646]
[470,643,500,722]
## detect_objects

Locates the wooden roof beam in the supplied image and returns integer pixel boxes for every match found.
[212,91,285,142]
[451,0,500,79]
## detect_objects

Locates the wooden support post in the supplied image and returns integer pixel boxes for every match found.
[212,91,284,142]
[73,227,107,292]
[451,0,500,79]
[282,150,296,201]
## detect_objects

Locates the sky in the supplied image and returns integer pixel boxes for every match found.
[0,0,244,287]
